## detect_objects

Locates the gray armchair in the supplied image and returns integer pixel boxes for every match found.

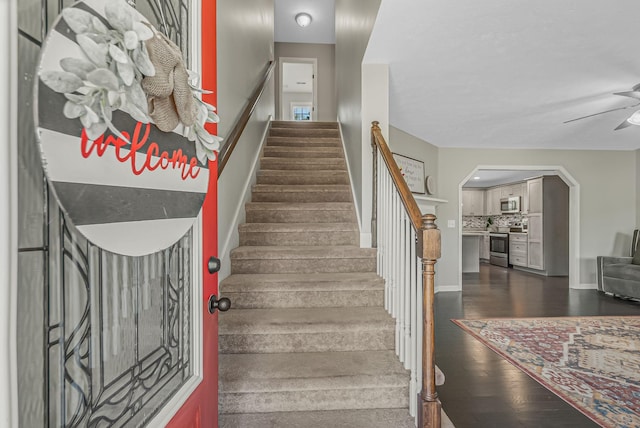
[597,230,640,300]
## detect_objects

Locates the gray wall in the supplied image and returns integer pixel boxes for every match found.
[274,42,336,122]
[335,0,382,230]
[436,148,637,288]
[389,126,439,196]
[217,0,275,278]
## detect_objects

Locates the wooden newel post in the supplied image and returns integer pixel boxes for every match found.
[417,213,442,428]
[371,121,379,248]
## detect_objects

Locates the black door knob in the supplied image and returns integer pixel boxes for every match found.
[208,294,231,314]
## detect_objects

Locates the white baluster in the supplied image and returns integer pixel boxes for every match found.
[384,171,391,312]
[416,255,424,407]
[395,192,402,355]
[403,215,411,369]
[409,227,418,417]
[398,211,406,364]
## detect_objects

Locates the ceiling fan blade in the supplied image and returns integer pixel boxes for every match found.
[632,83,640,91]
[614,119,633,130]
[563,106,631,124]
[613,91,640,99]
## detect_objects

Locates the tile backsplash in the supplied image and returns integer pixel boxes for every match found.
[463,214,524,229]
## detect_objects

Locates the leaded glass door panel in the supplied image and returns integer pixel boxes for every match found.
[16,0,219,426]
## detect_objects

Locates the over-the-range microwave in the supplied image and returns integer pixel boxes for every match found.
[500,196,521,214]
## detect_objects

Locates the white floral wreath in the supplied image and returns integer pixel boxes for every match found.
[40,0,221,165]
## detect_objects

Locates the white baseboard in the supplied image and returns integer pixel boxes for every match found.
[436,285,462,293]
[572,283,598,290]
[337,120,365,246]
[218,117,272,282]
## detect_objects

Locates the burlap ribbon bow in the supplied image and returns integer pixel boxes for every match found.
[142,32,197,132]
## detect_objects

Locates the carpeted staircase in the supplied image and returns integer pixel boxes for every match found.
[218,121,417,427]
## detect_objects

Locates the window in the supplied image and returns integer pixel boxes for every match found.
[292,105,312,121]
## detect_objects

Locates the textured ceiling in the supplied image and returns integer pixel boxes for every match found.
[364,0,640,150]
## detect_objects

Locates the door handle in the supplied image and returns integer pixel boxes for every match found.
[208,294,231,314]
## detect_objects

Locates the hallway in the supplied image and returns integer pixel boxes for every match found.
[435,264,640,427]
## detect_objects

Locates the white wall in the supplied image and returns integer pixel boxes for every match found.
[335,0,382,243]
[360,63,388,246]
[275,43,336,121]
[217,0,275,279]
[437,148,637,289]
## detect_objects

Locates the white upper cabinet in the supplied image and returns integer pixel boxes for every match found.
[527,178,543,214]
[486,188,501,216]
[462,189,485,216]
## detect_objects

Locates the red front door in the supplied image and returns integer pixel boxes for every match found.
[167,1,219,426]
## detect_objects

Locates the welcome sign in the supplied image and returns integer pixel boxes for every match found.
[35,0,218,256]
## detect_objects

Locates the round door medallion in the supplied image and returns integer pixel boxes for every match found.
[35,0,220,256]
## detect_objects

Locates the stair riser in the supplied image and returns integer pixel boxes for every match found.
[271,121,338,130]
[270,128,340,138]
[266,138,341,148]
[220,330,394,354]
[252,191,351,203]
[231,258,376,274]
[222,290,383,309]
[256,173,349,185]
[260,158,346,170]
[240,231,358,246]
[219,387,409,414]
[246,209,355,223]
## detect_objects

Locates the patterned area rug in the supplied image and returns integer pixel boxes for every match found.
[453,316,640,428]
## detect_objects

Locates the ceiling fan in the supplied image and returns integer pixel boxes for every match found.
[563,83,640,130]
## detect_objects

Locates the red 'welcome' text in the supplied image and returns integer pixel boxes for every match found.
[80,122,201,181]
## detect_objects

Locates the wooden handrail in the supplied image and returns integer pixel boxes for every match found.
[371,122,424,231]
[218,61,276,177]
[371,121,442,428]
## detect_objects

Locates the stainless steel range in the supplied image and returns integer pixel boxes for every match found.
[489,233,509,267]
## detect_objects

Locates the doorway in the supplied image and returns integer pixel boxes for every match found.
[279,57,317,121]
[458,166,579,289]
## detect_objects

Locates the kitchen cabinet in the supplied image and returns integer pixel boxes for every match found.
[481,233,490,260]
[485,188,501,216]
[527,213,543,269]
[500,183,524,199]
[522,176,568,275]
[527,177,543,214]
[509,232,528,267]
[462,189,485,216]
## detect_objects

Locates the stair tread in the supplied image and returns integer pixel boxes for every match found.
[253,184,351,192]
[219,350,409,392]
[219,408,417,428]
[231,246,376,259]
[221,272,383,290]
[246,202,353,211]
[219,307,394,335]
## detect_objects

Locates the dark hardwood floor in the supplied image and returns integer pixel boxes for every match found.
[435,263,640,428]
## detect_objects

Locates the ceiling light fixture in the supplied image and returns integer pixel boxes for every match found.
[473,176,481,180]
[295,12,312,27]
